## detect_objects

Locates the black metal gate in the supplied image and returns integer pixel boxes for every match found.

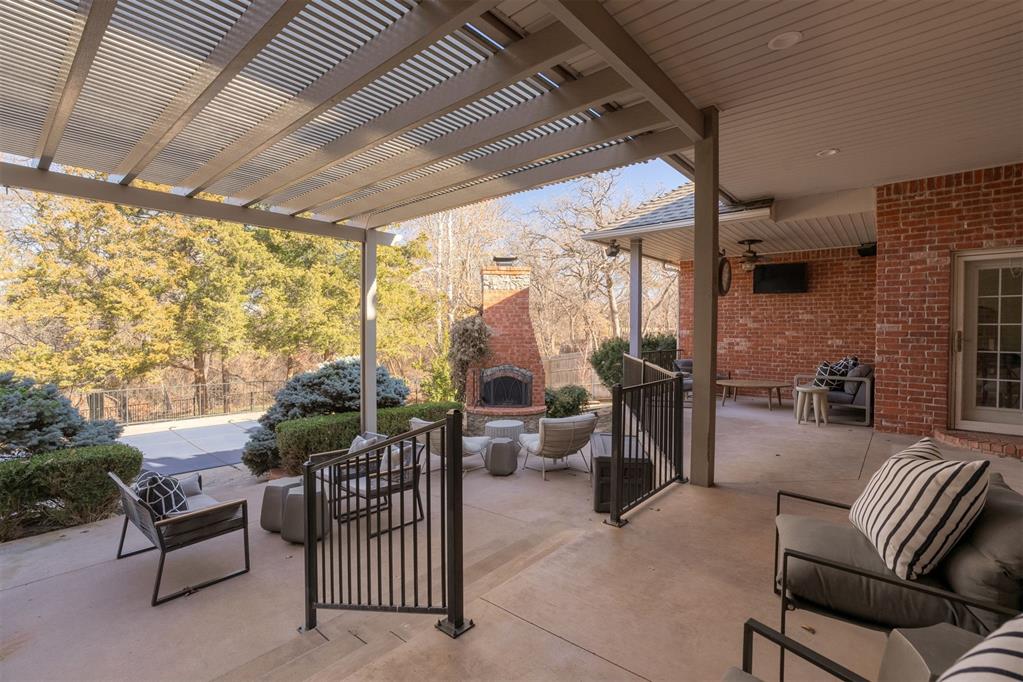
[302,410,471,638]
[608,371,686,525]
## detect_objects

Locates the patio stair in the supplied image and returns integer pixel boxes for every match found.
[216,523,582,680]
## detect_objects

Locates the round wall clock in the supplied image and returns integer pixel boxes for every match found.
[717,253,732,295]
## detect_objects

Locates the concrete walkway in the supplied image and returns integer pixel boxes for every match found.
[118,412,262,475]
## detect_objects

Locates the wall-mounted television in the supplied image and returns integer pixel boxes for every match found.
[753,263,808,294]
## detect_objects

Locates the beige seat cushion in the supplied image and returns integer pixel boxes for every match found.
[461,437,491,456]
[518,433,541,455]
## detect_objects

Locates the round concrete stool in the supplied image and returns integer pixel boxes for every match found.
[795,385,830,427]
[486,438,517,476]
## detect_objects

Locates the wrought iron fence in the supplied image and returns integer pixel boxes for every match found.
[640,347,686,372]
[608,358,686,525]
[302,410,471,638]
[78,381,284,425]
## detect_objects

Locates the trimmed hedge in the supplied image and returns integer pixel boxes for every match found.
[545,385,590,418]
[0,443,143,541]
[276,401,462,475]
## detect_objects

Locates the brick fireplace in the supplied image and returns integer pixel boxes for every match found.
[465,260,547,435]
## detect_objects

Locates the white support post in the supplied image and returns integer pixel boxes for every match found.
[361,240,378,433]
[629,238,643,356]
[690,107,719,488]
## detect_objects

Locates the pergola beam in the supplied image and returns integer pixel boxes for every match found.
[358,127,693,228]
[111,0,306,186]
[541,0,704,143]
[34,0,117,170]
[234,21,587,208]
[0,163,391,245]
[328,102,666,222]
[292,67,632,217]
[177,0,497,197]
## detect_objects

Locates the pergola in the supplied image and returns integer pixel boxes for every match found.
[3,1,1019,486]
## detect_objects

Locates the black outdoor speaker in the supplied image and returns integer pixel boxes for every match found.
[858,242,877,257]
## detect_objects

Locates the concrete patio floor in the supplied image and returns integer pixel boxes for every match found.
[2,401,1020,681]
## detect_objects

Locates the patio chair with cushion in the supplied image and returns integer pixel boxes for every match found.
[337,439,425,538]
[793,363,873,425]
[519,413,598,481]
[773,471,1022,639]
[409,417,490,474]
[724,617,995,682]
[108,472,249,606]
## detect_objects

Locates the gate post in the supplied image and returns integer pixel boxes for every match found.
[301,461,318,632]
[605,383,627,527]
[437,409,473,638]
[673,374,687,483]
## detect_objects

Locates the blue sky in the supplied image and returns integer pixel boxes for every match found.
[504,158,688,215]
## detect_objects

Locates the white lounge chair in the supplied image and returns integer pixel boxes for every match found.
[518,413,598,481]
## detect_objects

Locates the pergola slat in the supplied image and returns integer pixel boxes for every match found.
[233,20,588,208]
[177,0,498,197]
[357,127,693,228]
[34,0,117,170]
[328,101,666,222]
[111,0,307,186]
[0,162,390,245]
[293,67,632,217]
[541,0,705,143]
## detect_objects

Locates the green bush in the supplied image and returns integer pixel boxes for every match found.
[0,371,122,458]
[276,401,462,475]
[0,443,143,541]
[242,358,410,476]
[588,334,678,389]
[544,385,590,418]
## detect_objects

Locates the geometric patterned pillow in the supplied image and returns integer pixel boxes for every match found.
[132,471,188,519]
[813,355,859,388]
[849,438,990,580]
[936,613,1023,680]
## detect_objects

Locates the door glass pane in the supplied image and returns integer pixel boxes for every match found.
[976,380,998,407]
[979,269,1000,295]
[978,298,999,323]
[977,352,998,379]
[998,381,1021,410]
[1002,324,1022,353]
[978,325,999,351]
[1002,267,1022,295]
[1002,296,1022,324]
[1001,352,1021,380]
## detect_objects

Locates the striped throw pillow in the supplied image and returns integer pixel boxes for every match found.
[849,438,990,580]
[937,613,1023,681]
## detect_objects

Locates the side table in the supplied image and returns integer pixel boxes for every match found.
[486,437,518,476]
[485,419,524,441]
[794,385,830,426]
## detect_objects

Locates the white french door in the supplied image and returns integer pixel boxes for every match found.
[954,249,1023,435]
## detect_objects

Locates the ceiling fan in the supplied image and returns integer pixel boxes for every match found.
[737,239,769,271]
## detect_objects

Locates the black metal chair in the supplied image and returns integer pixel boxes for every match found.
[725,618,868,682]
[109,472,249,606]
[336,440,425,538]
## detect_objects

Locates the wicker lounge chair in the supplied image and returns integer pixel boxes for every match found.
[519,413,598,480]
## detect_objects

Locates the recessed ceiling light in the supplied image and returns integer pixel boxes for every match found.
[816,147,840,158]
[768,31,803,50]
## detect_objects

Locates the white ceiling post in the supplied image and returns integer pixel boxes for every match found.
[629,238,643,357]
[360,240,379,434]
[690,107,719,488]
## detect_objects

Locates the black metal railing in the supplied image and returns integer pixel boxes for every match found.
[623,353,677,388]
[302,410,471,639]
[77,380,284,425]
[640,347,685,372]
[608,371,686,526]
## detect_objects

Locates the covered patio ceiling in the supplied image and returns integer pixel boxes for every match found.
[0,0,710,241]
[3,0,1019,241]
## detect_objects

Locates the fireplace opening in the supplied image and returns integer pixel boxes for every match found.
[480,365,533,407]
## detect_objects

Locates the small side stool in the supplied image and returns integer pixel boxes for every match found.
[259,476,302,532]
[486,437,517,476]
[794,385,830,427]
[281,482,329,544]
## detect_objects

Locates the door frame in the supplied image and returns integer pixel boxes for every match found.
[951,246,1023,436]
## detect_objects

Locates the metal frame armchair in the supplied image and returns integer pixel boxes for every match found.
[519,413,598,481]
[792,369,873,425]
[109,472,249,606]
[336,440,425,538]
[726,618,868,682]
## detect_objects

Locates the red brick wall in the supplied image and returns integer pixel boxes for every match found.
[466,267,546,408]
[678,248,876,382]
[874,163,1023,434]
